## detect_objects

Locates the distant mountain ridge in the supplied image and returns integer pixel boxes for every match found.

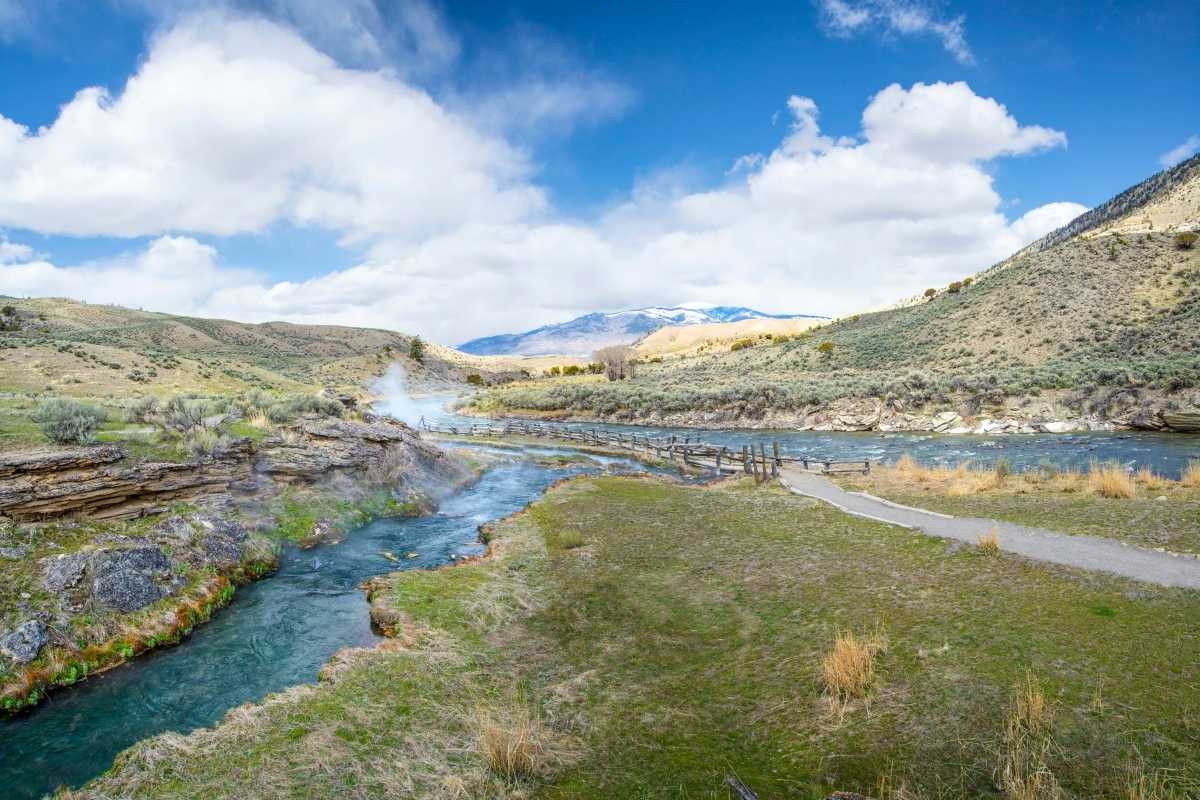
[458,305,827,356]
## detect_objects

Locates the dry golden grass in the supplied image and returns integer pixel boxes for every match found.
[857,455,1200,503]
[893,455,1007,496]
[821,629,887,704]
[477,705,544,781]
[1135,466,1169,491]
[1181,460,1200,489]
[977,529,1001,555]
[1009,675,1054,737]
[1126,756,1191,800]
[997,675,1061,800]
[1088,462,1137,499]
[247,410,271,429]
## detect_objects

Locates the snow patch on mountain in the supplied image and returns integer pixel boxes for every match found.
[458,305,826,356]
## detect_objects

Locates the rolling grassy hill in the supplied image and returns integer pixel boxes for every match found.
[0,297,557,401]
[469,155,1200,430]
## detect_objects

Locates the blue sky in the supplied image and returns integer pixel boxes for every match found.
[0,0,1196,342]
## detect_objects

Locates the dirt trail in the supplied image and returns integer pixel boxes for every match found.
[779,468,1200,589]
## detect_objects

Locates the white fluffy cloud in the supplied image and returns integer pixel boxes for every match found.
[0,14,543,240]
[0,11,1083,345]
[0,236,262,313]
[819,0,973,64]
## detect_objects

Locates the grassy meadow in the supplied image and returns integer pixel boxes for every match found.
[72,475,1200,799]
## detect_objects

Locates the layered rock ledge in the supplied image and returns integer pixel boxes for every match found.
[0,415,459,522]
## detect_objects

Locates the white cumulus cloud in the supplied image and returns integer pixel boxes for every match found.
[0,61,1083,344]
[0,14,544,241]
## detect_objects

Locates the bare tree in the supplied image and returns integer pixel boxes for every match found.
[593,345,637,381]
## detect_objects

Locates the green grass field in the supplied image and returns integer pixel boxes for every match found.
[75,476,1200,799]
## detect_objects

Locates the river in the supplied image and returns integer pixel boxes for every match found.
[413,395,1200,479]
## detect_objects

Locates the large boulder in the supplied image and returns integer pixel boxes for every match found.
[153,515,196,544]
[194,516,248,568]
[0,620,48,664]
[90,546,172,612]
[43,552,90,594]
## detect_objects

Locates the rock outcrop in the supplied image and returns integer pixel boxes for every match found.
[90,546,174,612]
[0,415,460,522]
[0,441,254,521]
[0,620,48,664]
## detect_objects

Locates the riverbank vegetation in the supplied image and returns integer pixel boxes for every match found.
[834,456,1200,555]
[73,475,1200,798]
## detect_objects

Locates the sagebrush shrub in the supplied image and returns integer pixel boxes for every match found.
[125,396,160,424]
[33,398,106,445]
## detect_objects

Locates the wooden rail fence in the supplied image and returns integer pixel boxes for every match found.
[418,418,870,481]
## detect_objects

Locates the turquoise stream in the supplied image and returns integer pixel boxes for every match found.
[0,449,638,800]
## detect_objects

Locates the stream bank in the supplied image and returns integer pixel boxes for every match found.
[0,448,651,800]
[0,414,468,716]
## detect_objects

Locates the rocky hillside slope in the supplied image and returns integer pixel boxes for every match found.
[470,157,1200,433]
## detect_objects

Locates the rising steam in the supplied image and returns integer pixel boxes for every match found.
[370,363,424,427]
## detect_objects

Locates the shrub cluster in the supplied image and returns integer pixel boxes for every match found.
[33,398,107,445]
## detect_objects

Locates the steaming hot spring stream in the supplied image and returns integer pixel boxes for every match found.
[0,445,653,800]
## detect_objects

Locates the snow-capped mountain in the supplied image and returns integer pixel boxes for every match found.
[457,305,826,357]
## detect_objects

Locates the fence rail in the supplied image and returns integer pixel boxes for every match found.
[418,418,870,481]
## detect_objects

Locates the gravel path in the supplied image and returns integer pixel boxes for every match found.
[779,468,1200,589]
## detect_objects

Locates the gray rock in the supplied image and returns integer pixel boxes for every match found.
[43,552,90,593]
[90,545,172,612]
[153,515,195,544]
[202,534,243,568]
[92,567,165,612]
[94,546,171,577]
[193,516,248,567]
[1162,409,1200,432]
[0,620,48,664]
[197,516,248,542]
[0,545,27,560]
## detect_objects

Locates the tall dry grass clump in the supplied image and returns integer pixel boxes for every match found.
[1088,462,1136,499]
[1180,460,1200,488]
[477,706,543,781]
[1135,466,1169,491]
[1126,753,1192,800]
[996,675,1061,800]
[821,629,887,704]
[977,529,1001,555]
